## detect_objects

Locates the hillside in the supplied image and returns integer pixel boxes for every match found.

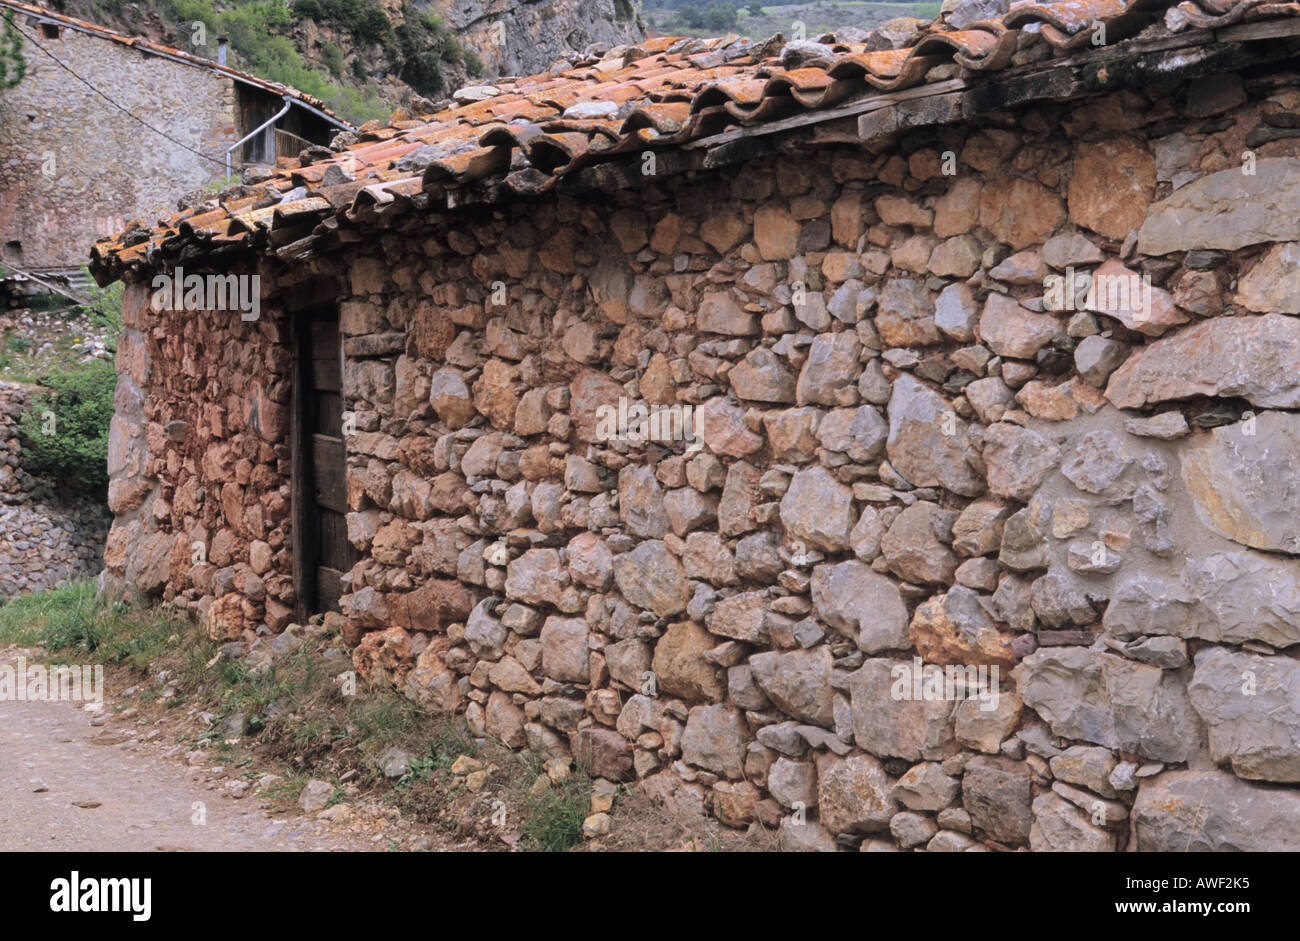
[46,0,645,123]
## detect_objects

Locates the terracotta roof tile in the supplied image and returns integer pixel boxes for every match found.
[90,0,1300,279]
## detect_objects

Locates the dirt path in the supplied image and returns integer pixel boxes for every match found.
[0,648,429,852]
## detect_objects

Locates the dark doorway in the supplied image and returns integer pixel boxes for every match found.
[291,306,352,618]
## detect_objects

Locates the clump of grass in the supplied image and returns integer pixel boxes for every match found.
[428,722,479,772]
[515,756,592,852]
[211,644,328,723]
[350,695,426,752]
[0,580,187,668]
[394,752,436,789]
[0,580,93,646]
[392,722,481,787]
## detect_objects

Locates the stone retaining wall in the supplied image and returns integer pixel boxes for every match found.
[103,69,1300,850]
[0,383,110,596]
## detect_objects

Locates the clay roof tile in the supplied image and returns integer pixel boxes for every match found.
[89,0,1300,279]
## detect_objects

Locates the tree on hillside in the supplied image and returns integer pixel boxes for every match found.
[0,9,24,89]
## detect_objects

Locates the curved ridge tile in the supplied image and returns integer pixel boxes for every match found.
[523,131,595,171]
[421,146,512,186]
[622,101,694,134]
[827,48,916,80]
[956,28,1021,69]
[692,78,771,110]
[912,28,1004,60]
[791,77,869,109]
[1005,0,1135,34]
[723,94,803,122]
[864,53,945,90]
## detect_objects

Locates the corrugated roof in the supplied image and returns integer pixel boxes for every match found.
[0,0,342,116]
[89,0,1300,281]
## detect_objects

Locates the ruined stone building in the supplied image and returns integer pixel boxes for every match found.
[0,0,347,284]
[88,0,1300,850]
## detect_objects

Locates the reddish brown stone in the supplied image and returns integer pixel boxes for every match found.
[353,626,414,687]
[390,578,474,633]
[978,178,1065,250]
[570,368,625,443]
[1068,137,1155,241]
[472,359,519,431]
[572,727,634,781]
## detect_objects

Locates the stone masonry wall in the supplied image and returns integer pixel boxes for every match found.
[98,278,295,633]
[0,382,109,594]
[0,26,237,269]
[109,68,1300,850]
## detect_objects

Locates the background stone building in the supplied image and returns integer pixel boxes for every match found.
[90,0,1300,851]
[0,0,347,283]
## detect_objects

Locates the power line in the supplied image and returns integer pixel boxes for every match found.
[9,18,230,168]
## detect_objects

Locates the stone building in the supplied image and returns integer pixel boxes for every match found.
[0,0,348,281]
[90,0,1300,850]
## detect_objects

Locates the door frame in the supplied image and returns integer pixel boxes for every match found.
[288,280,342,623]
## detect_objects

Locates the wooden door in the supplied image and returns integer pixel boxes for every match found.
[292,308,352,618]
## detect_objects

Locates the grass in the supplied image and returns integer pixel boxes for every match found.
[515,753,592,852]
[0,328,77,384]
[393,726,480,788]
[0,581,186,667]
[14,291,72,313]
[0,581,605,848]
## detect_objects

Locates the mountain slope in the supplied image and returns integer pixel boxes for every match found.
[46,0,644,123]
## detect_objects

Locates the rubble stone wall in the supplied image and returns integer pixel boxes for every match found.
[0,382,109,595]
[99,279,295,633]
[106,69,1300,850]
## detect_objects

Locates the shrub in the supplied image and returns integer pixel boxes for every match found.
[355,6,392,43]
[18,360,116,496]
[462,45,485,78]
[320,0,364,26]
[400,50,445,97]
[1,9,27,89]
[165,0,216,25]
[23,292,68,312]
[290,0,323,19]
[320,41,345,79]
